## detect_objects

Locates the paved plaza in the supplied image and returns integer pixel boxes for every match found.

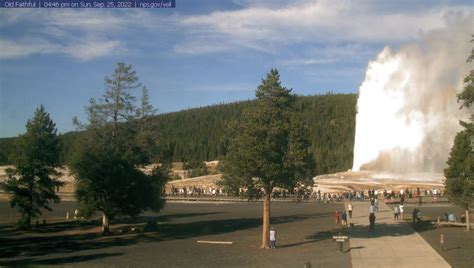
[347,201,450,268]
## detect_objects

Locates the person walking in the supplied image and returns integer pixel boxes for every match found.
[369,213,376,231]
[269,227,277,249]
[347,203,353,218]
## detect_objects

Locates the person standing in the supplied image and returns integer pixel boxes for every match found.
[369,204,375,214]
[269,227,277,249]
[448,212,456,222]
[347,203,353,218]
[399,204,404,220]
[412,208,422,223]
[374,198,379,212]
[335,210,341,225]
[394,206,400,221]
[369,213,376,231]
[341,211,348,227]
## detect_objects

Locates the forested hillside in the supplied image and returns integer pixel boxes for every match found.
[0,93,357,175]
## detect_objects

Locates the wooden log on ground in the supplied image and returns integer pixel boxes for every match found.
[197,240,234,245]
[436,221,474,228]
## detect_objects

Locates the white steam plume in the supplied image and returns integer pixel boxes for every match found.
[352,13,473,173]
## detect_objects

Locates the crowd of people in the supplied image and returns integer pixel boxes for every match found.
[314,187,444,203]
[166,186,445,204]
[168,185,226,196]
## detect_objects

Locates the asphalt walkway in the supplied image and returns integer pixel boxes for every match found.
[346,200,450,268]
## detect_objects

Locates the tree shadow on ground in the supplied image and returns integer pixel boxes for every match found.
[157,212,224,222]
[157,212,331,241]
[0,253,123,266]
[278,228,341,248]
[0,211,330,264]
[0,230,157,259]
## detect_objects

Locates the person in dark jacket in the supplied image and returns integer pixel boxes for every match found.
[369,213,376,231]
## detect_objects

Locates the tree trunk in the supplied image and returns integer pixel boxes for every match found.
[466,209,470,231]
[261,187,271,249]
[102,213,110,234]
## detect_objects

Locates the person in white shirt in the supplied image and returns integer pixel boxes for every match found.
[269,227,277,249]
[394,206,400,220]
[347,203,353,218]
[448,213,456,222]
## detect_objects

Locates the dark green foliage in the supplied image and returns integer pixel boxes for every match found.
[71,138,167,219]
[285,114,315,189]
[444,129,473,210]
[58,131,83,165]
[153,100,254,164]
[221,69,314,193]
[69,62,167,232]
[445,39,474,212]
[2,94,357,176]
[150,93,356,175]
[135,86,160,163]
[221,69,315,249]
[457,35,474,110]
[457,69,474,110]
[297,93,357,174]
[1,106,63,229]
[0,137,16,165]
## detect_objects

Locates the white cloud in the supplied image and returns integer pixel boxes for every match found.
[46,10,125,31]
[1,2,472,60]
[0,9,153,60]
[282,58,337,66]
[62,39,124,61]
[0,38,123,61]
[0,39,59,59]
[176,0,473,54]
[279,43,379,68]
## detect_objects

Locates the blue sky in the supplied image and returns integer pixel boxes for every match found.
[0,0,473,137]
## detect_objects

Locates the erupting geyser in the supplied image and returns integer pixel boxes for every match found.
[352,14,473,173]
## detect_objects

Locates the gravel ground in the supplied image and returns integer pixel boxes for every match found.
[0,201,351,267]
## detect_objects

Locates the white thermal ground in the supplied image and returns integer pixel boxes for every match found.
[352,14,473,172]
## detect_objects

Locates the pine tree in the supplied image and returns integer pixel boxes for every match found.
[1,106,63,229]
[444,37,474,230]
[70,62,167,234]
[103,62,141,139]
[138,86,157,133]
[222,69,314,248]
[136,86,159,163]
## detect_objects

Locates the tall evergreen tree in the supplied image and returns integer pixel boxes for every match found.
[138,86,157,133]
[222,69,314,248]
[136,86,159,163]
[103,62,141,139]
[444,37,474,230]
[70,62,167,233]
[1,106,63,229]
